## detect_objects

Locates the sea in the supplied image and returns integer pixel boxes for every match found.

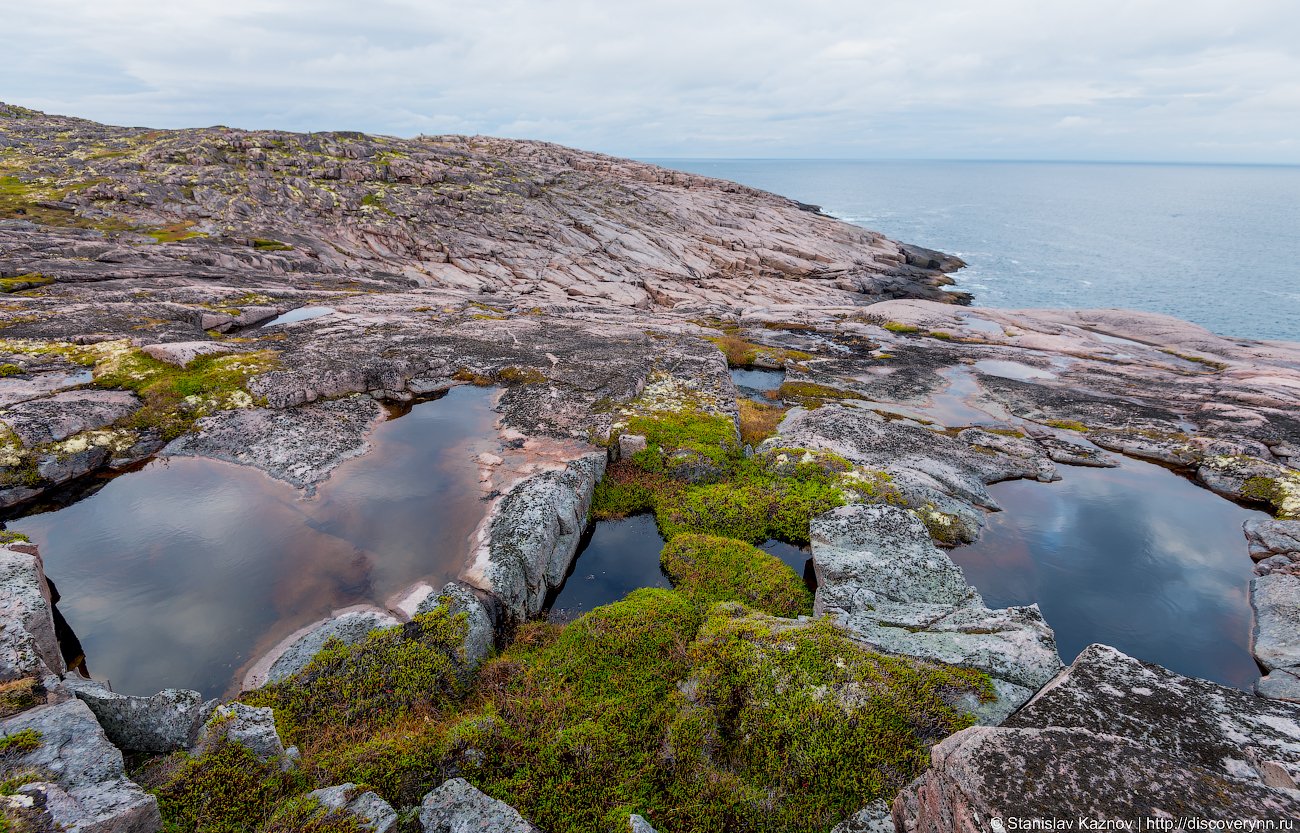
[647,160,1300,342]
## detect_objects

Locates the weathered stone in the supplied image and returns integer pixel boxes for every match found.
[1,698,161,833]
[0,389,139,446]
[1257,667,1300,703]
[413,581,501,674]
[62,678,216,753]
[1246,518,1300,560]
[617,432,647,460]
[627,814,659,833]
[0,544,63,681]
[418,778,540,833]
[243,606,400,690]
[831,799,894,833]
[194,702,286,763]
[140,341,236,367]
[1250,573,1300,671]
[307,784,397,833]
[811,504,1062,722]
[470,452,606,620]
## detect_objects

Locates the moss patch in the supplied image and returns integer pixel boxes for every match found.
[738,399,788,447]
[777,381,863,409]
[0,274,53,294]
[708,333,811,368]
[662,534,812,617]
[0,730,41,755]
[1045,419,1088,432]
[152,739,309,833]
[882,322,921,334]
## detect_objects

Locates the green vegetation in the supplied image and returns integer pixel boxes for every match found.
[0,730,41,755]
[882,321,920,334]
[251,238,294,252]
[777,381,863,409]
[145,221,207,244]
[94,348,279,439]
[662,534,811,617]
[1160,349,1227,371]
[259,796,367,833]
[495,366,547,386]
[1045,419,1088,432]
[0,679,40,720]
[738,398,788,447]
[0,531,30,545]
[0,364,19,378]
[153,739,310,833]
[708,332,811,368]
[0,274,53,294]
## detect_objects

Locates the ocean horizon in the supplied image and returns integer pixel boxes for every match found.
[648,158,1300,342]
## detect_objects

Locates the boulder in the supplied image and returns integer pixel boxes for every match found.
[811,504,1061,723]
[0,543,64,681]
[62,678,216,753]
[1005,644,1300,787]
[471,452,606,621]
[1246,518,1300,560]
[1257,667,1300,703]
[893,726,1300,829]
[1,698,161,832]
[412,581,501,675]
[418,778,540,832]
[194,702,287,764]
[617,432,648,460]
[307,784,397,833]
[243,605,400,690]
[627,814,659,833]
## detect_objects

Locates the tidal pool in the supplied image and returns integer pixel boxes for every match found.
[259,306,335,328]
[730,367,785,401]
[11,385,499,697]
[949,457,1267,688]
[545,515,816,622]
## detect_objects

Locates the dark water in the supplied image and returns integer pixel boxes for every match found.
[546,515,817,622]
[730,367,785,399]
[949,457,1267,688]
[11,385,498,697]
[650,160,1300,341]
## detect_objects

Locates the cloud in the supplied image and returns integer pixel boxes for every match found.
[5,0,1299,162]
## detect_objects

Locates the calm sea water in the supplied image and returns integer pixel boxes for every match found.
[650,160,1300,342]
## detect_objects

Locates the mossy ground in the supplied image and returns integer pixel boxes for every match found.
[708,332,811,368]
[662,534,811,617]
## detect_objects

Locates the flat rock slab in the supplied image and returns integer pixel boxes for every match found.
[418,778,540,833]
[141,341,237,367]
[894,725,1300,829]
[0,389,139,446]
[1251,573,1300,671]
[811,504,1062,721]
[1247,518,1300,559]
[163,394,384,490]
[1,698,161,833]
[1006,644,1300,788]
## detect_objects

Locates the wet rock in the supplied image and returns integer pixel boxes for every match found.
[1250,573,1300,672]
[243,606,400,690]
[0,543,63,681]
[164,394,384,491]
[831,800,894,833]
[307,784,397,833]
[811,504,1061,722]
[471,452,606,620]
[418,778,540,833]
[61,678,217,753]
[140,341,236,367]
[194,702,287,764]
[1,698,161,832]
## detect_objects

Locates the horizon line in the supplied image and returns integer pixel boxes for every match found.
[638,156,1300,168]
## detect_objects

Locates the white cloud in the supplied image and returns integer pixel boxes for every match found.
[4,0,1299,162]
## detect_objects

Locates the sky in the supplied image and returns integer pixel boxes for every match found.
[5,0,1300,163]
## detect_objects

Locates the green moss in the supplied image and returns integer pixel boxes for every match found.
[0,679,40,719]
[153,739,309,833]
[777,381,863,408]
[0,364,19,378]
[0,730,41,755]
[624,409,739,469]
[257,795,367,833]
[928,331,953,341]
[1045,419,1088,432]
[244,606,469,745]
[1160,349,1227,371]
[0,531,30,545]
[94,348,278,440]
[882,322,921,334]
[662,534,812,617]
[495,366,547,385]
[145,222,207,244]
[706,333,812,368]
[0,274,53,293]
[251,238,294,252]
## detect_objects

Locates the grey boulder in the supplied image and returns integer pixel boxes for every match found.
[307,784,397,833]
[243,605,399,689]
[63,678,216,753]
[194,702,287,764]
[418,778,540,832]
[0,543,64,681]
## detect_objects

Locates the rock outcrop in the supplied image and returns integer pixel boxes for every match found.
[418,778,541,833]
[242,606,401,690]
[307,784,398,833]
[63,678,216,754]
[894,644,1300,828]
[0,698,161,832]
[0,542,64,682]
[812,504,1062,724]
[194,702,291,765]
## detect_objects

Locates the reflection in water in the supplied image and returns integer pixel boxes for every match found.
[972,359,1057,381]
[950,458,1267,688]
[730,368,785,402]
[259,306,335,328]
[12,385,498,697]
[546,516,818,622]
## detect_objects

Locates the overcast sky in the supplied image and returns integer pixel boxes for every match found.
[7,0,1300,162]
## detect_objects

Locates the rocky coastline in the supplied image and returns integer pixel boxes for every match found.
[2,103,1299,831]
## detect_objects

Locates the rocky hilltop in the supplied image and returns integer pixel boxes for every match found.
[1,105,1299,833]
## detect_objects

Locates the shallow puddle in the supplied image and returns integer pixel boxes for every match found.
[260,306,335,328]
[730,367,785,401]
[11,385,499,697]
[972,359,1057,381]
[546,516,816,622]
[949,457,1267,688]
